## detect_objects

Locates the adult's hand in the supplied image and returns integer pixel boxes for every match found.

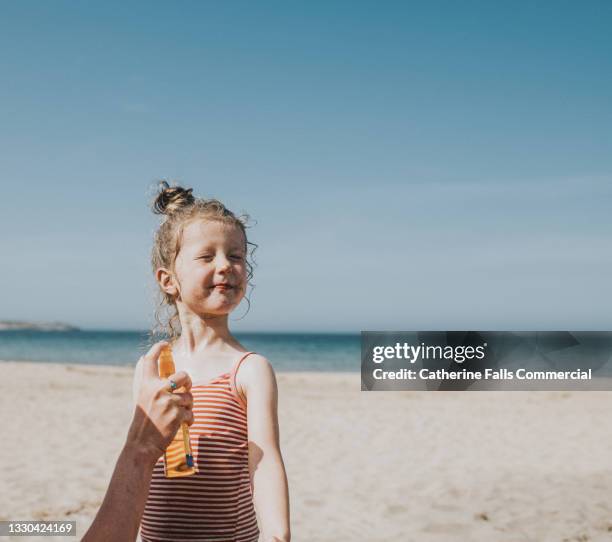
[127,341,194,464]
[82,341,194,542]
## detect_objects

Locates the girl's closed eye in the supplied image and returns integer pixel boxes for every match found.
[197,254,243,262]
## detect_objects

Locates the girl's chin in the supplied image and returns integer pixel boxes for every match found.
[198,300,242,314]
[195,307,235,319]
[185,292,244,315]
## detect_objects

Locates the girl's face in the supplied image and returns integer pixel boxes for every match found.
[169,219,248,318]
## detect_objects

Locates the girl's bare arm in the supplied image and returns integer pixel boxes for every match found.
[243,355,291,542]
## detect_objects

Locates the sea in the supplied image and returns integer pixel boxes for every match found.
[0,330,360,372]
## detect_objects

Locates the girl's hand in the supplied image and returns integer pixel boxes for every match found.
[127,341,194,464]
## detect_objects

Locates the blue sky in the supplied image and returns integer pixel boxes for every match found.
[1,1,611,331]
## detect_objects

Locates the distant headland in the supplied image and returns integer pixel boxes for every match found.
[0,320,80,331]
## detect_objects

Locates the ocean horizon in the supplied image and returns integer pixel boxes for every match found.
[0,330,360,372]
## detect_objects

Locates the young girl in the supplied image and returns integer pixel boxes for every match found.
[134,181,290,542]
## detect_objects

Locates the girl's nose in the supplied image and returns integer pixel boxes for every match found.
[216,255,232,271]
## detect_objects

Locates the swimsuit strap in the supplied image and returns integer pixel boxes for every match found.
[229,351,255,410]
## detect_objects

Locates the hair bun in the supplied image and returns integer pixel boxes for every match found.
[152,180,195,215]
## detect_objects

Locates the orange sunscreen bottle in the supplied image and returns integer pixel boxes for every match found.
[158,345,197,478]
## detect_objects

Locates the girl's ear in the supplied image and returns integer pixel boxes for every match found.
[156,267,179,297]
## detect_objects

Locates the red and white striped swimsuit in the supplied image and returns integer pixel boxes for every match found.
[140,352,260,542]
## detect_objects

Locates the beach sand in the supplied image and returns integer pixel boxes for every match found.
[1,361,612,542]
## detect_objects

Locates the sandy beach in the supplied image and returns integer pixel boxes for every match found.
[1,360,612,542]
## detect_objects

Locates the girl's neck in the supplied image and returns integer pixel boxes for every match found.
[172,310,238,355]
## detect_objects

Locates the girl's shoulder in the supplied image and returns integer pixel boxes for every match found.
[235,353,277,403]
[236,352,275,379]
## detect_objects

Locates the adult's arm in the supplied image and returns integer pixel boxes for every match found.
[82,342,193,542]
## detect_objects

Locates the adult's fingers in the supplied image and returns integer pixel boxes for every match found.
[181,408,194,426]
[163,371,192,393]
[168,392,193,409]
[141,341,168,380]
